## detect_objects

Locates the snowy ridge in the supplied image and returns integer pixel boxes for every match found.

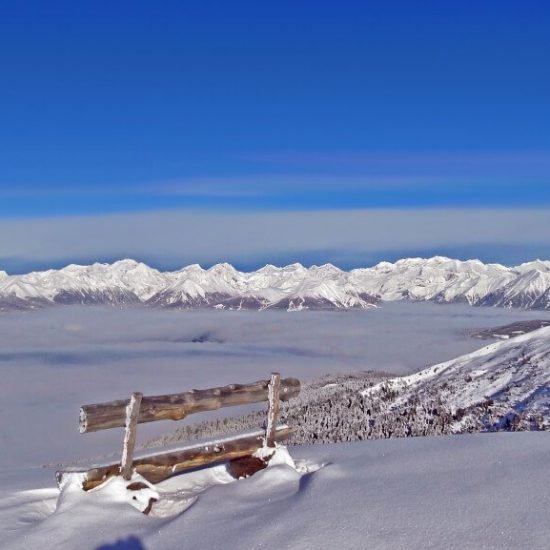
[1,256,550,311]
[0,259,378,311]
[364,326,550,432]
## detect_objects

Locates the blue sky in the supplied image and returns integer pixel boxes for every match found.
[0,1,549,269]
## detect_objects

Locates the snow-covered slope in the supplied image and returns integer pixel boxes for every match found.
[3,433,550,550]
[480,269,550,309]
[350,256,516,304]
[365,325,550,432]
[2,256,550,311]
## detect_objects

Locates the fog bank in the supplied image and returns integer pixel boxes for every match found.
[1,302,549,469]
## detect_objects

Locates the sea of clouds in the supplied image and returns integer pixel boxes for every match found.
[1,302,549,470]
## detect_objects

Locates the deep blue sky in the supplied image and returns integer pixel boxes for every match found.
[1,0,549,218]
[1,1,550,272]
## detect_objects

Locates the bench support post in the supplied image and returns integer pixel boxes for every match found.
[120,392,143,480]
[265,372,281,447]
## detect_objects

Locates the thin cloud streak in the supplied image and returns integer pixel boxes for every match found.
[245,150,550,177]
[1,176,549,222]
[2,148,550,203]
[1,208,550,272]
[0,175,496,199]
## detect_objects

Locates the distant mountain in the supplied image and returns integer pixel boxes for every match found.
[1,256,550,311]
[0,259,377,311]
[470,319,550,340]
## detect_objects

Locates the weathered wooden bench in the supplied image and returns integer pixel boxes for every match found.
[57,373,300,493]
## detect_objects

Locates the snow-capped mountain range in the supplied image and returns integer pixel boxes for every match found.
[1,256,550,311]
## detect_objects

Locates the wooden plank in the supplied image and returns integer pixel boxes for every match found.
[58,425,293,491]
[79,377,300,433]
[120,392,142,480]
[265,372,281,447]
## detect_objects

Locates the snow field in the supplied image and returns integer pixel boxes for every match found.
[2,434,550,549]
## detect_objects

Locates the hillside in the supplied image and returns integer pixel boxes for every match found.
[149,325,550,447]
[364,325,550,434]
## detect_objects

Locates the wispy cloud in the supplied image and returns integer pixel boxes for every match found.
[244,150,550,177]
[1,208,550,273]
[0,175,480,199]
[1,151,549,215]
[1,176,549,220]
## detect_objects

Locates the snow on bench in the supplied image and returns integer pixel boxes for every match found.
[57,374,300,495]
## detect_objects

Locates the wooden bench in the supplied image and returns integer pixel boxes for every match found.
[57,373,301,492]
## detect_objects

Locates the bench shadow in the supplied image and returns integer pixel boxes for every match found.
[96,535,146,550]
[298,461,332,493]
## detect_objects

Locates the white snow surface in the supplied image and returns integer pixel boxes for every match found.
[3,255,550,310]
[2,433,550,549]
[365,325,550,429]
[3,307,550,547]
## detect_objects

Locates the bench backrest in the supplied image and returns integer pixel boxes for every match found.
[77,373,301,484]
[79,376,301,433]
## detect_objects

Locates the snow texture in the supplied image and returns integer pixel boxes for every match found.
[363,325,550,433]
[2,434,550,549]
[3,302,550,547]
[150,325,550,447]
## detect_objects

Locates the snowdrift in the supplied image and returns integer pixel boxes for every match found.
[2,434,550,550]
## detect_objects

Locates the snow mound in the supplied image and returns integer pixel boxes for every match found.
[3,435,550,549]
[0,446,316,549]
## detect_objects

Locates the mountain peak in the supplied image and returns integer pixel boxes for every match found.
[178,263,204,273]
[283,262,306,271]
[311,262,341,271]
[208,263,239,273]
[111,259,141,269]
[516,260,550,273]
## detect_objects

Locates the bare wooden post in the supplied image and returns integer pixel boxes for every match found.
[265,372,281,447]
[120,392,142,480]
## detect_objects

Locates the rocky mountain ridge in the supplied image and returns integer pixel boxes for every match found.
[1,256,550,311]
